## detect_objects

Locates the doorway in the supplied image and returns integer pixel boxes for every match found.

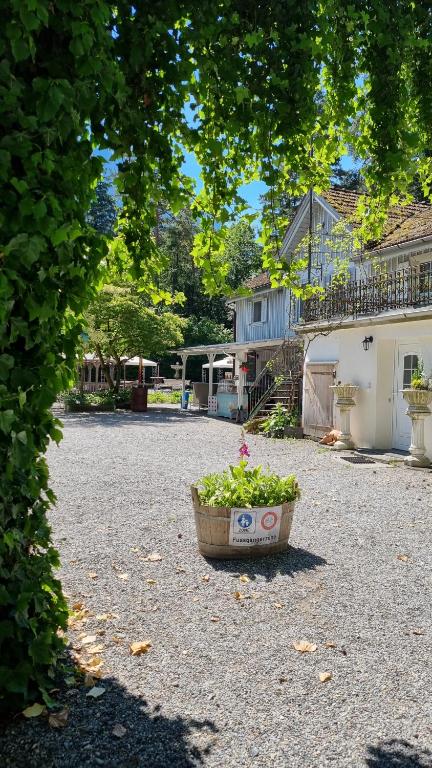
[392,343,420,450]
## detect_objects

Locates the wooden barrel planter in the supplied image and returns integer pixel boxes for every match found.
[191,485,295,559]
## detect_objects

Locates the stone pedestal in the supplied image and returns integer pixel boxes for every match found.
[402,389,432,468]
[330,384,360,451]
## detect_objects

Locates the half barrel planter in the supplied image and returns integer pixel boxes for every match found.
[191,485,295,559]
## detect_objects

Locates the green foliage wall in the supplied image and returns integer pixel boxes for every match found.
[1,0,432,709]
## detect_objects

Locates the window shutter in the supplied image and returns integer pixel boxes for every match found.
[261,297,268,322]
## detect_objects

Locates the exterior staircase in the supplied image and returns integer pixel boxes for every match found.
[247,341,303,421]
[254,379,299,417]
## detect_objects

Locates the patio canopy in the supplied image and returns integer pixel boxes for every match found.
[202,356,233,369]
[123,356,157,367]
[82,353,157,367]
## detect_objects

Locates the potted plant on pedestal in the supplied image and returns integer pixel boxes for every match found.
[191,436,301,558]
[329,383,360,450]
[402,362,432,468]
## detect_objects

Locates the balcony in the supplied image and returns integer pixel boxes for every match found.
[302,267,432,324]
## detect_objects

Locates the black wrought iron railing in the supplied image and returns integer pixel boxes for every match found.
[302,267,432,323]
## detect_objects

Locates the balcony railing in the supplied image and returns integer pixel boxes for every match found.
[302,267,432,324]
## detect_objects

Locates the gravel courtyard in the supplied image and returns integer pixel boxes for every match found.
[2,408,432,768]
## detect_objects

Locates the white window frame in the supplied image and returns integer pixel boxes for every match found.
[250,297,268,325]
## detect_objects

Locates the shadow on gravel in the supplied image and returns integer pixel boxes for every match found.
[205,545,327,583]
[365,739,432,767]
[60,409,206,429]
[0,676,217,768]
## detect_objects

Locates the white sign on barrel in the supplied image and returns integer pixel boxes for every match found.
[229,506,282,547]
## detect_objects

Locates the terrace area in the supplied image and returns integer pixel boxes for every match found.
[302,266,432,324]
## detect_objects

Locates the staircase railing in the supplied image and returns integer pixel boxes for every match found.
[247,341,303,420]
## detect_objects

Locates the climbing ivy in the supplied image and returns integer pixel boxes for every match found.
[1,1,432,708]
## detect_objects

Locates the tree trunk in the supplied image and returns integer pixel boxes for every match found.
[79,358,85,395]
[114,354,122,393]
[95,344,115,390]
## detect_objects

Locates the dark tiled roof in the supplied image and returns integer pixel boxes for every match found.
[321,187,432,250]
[244,272,272,290]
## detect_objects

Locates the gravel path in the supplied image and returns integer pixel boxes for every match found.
[1,407,432,768]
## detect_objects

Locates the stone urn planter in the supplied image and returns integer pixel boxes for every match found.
[402,389,432,468]
[329,384,360,450]
[191,486,295,558]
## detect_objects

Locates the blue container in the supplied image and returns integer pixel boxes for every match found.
[181,391,190,409]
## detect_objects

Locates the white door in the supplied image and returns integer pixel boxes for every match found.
[392,344,421,450]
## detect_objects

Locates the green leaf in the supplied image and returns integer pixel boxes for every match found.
[0,410,15,434]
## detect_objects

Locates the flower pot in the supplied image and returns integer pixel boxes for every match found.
[329,383,359,450]
[131,384,148,412]
[191,485,295,559]
[402,389,432,409]
[402,389,432,468]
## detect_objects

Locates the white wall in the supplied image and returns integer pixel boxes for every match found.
[304,318,432,455]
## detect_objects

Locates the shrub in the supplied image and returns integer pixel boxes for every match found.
[196,461,300,508]
[196,438,300,508]
[63,391,115,411]
[261,403,299,438]
[148,390,182,404]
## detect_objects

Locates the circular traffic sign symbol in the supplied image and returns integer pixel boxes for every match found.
[261,510,278,531]
[237,512,253,529]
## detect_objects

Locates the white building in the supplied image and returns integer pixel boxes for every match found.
[291,188,432,454]
[175,186,432,448]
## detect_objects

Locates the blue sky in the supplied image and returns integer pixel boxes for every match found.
[101,148,356,214]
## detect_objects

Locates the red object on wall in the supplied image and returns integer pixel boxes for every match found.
[240,364,249,373]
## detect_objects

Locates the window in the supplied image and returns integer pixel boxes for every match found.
[403,354,419,389]
[253,300,262,323]
[419,261,432,293]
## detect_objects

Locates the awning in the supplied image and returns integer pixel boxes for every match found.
[172,338,284,356]
[202,356,234,369]
[123,356,157,367]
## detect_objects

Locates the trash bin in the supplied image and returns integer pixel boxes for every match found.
[181,391,190,410]
[131,385,148,412]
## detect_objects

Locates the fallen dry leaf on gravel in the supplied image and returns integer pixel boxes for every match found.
[397,554,409,562]
[293,641,317,653]
[112,636,124,644]
[324,641,337,648]
[48,708,69,728]
[202,574,210,582]
[87,644,105,654]
[274,603,284,609]
[118,573,129,581]
[210,616,221,622]
[86,655,104,669]
[233,591,245,601]
[87,572,98,579]
[86,686,106,699]
[146,579,157,585]
[146,552,162,562]
[176,566,185,573]
[84,674,96,687]
[130,641,152,656]
[22,703,45,718]
[112,724,127,738]
[81,635,97,646]
[411,628,425,635]
[72,601,84,610]
[319,672,332,683]
[239,574,250,584]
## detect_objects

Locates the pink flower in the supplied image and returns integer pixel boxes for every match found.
[239,442,250,458]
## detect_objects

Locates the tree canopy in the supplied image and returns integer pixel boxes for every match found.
[2,1,432,709]
[85,284,186,388]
